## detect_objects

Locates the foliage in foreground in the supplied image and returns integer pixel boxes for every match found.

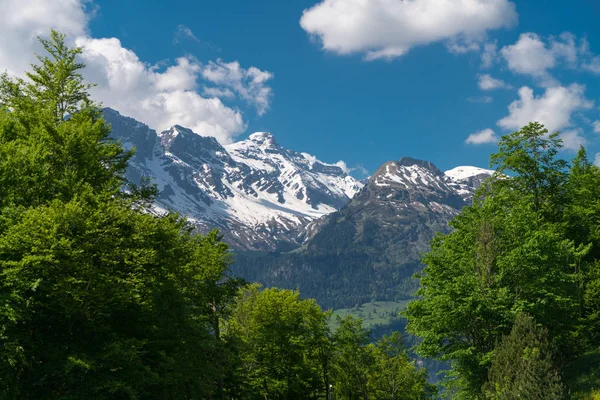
[406,122,600,398]
[483,312,563,399]
[0,30,242,399]
[224,285,434,399]
[0,31,433,399]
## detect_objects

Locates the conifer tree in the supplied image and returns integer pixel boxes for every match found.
[483,312,564,399]
[0,30,131,209]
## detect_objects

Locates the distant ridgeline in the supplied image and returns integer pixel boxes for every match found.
[231,160,493,309]
[104,108,494,309]
[8,31,600,399]
[103,108,362,252]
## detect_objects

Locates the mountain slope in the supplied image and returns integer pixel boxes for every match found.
[103,108,362,251]
[233,157,494,309]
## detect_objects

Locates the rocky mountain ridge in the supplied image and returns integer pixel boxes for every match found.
[103,108,362,251]
[104,108,494,260]
[233,156,494,308]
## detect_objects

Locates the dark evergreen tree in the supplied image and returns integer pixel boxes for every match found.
[483,312,564,399]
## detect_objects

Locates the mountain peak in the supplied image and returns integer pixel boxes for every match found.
[445,166,495,181]
[249,131,273,140]
[102,109,362,251]
[397,157,443,175]
[248,131,278,146]
[370,158,443,184]
[169,125,218,142]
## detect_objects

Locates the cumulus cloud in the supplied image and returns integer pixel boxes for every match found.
[500,32,600,84]
[478,74,510,90]
[77,37,246,143]
[0,0,274,144]
[0,0,88,77]
[201,59,273,115]
[500,33,556,84]
[300,0,517,61]
[593,120,600,133]
[497,84,593,134]
[560,129,587,151]
[595,153,600,167]
[465,128,498,144]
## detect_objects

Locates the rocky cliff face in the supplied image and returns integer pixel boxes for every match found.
[103,108,362,251]
[233,157,494,309]
[104,108,496,308]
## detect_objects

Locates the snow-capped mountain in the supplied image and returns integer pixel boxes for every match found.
[103,108,363,251]
[370,157,466,213]
[234,157,495,309]
[444,165,496,202]
[368,157,495,214]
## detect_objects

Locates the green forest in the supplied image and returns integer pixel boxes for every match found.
[0,31,599,399]
[406,122,600,398]
[0,31,432,399]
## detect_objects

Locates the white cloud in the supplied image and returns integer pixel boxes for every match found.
[0,0,88,77]
[578,38,600,74]
[202,87,236,99]
[497,84,593,133]
[478,74,510,90]
[594,153,600,167]
[465,128,498,144]
[332,160,348,172]
[549,32,579,66]
[300,0,517,61]
[446,37,482,54]
[334,160,368,176]
[77,37,246,143]
[500,33,556,84]
[201,59,273,116]
[560,129,587,151]
[500,32,600,84]
[302,153,367,176]
[593,120,600,133]
[0,0,273,144]
[481,41,498,68]
[582,56,600,74]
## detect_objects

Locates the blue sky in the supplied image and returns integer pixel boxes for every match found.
[2,0,600,176]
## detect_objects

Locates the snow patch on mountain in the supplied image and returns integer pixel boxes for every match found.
[444,165,495,202]
[368,158,495,207]
[103,108,362,250]
[445,166,495,181]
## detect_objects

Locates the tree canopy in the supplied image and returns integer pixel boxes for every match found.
[406,122,600,398]
[0,30,240,399]
[0,30,435,400]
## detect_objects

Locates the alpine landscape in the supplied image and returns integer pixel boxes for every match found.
[2,0,600,399]
[104,108,494,310]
